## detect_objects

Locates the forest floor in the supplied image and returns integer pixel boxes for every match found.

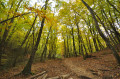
[0,48,120,79]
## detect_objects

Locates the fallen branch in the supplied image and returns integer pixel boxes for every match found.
[47,76,59,79]
[42,74,48,79]
[27,71,47,79]
[47,74,70,79]
[36,73,48,79]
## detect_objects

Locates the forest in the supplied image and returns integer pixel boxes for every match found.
[0,0,120,79]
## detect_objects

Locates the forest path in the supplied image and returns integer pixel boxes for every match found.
[63,58,100,79]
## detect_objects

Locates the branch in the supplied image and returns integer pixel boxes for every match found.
[0,12,34,24]
[107,0,120,13]
[27,71,47,79]
[47,74,70,79]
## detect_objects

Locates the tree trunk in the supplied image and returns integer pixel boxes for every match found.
[12,56,18,67]
[66,26,69,57]
[96,35,105,50]
[71,27,77,57]
[40,45,47,62]
[76,22,81,55]
[67,35,69,57]
[0,52,2,66]
[63,38,67,57]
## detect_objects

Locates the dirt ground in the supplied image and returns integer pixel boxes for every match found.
[0,48,120,79]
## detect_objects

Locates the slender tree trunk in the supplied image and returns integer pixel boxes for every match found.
[77,26,81,55]
[85,34,91,53]
[51,43,54,59]
[69,36,72,57]
[63,37,66,57]
[66,26,69,57]
[48,48,52,59]
[0,29,2,42]
[76,21,81,55]
[48,32,54,59]
[40,45,47,62]
[71,27,77,57]
[83,43,88,60]
[96,35,105,50]
[12,56,18,67]
[52,36,57,59]
[0,53,2,66]
[93,36,99,51]
[78,30,86,59]
[66,35,69,57]
[80,42,84,56]
[88,36,93,53]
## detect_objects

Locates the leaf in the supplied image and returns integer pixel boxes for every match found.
[0,2,5,8]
